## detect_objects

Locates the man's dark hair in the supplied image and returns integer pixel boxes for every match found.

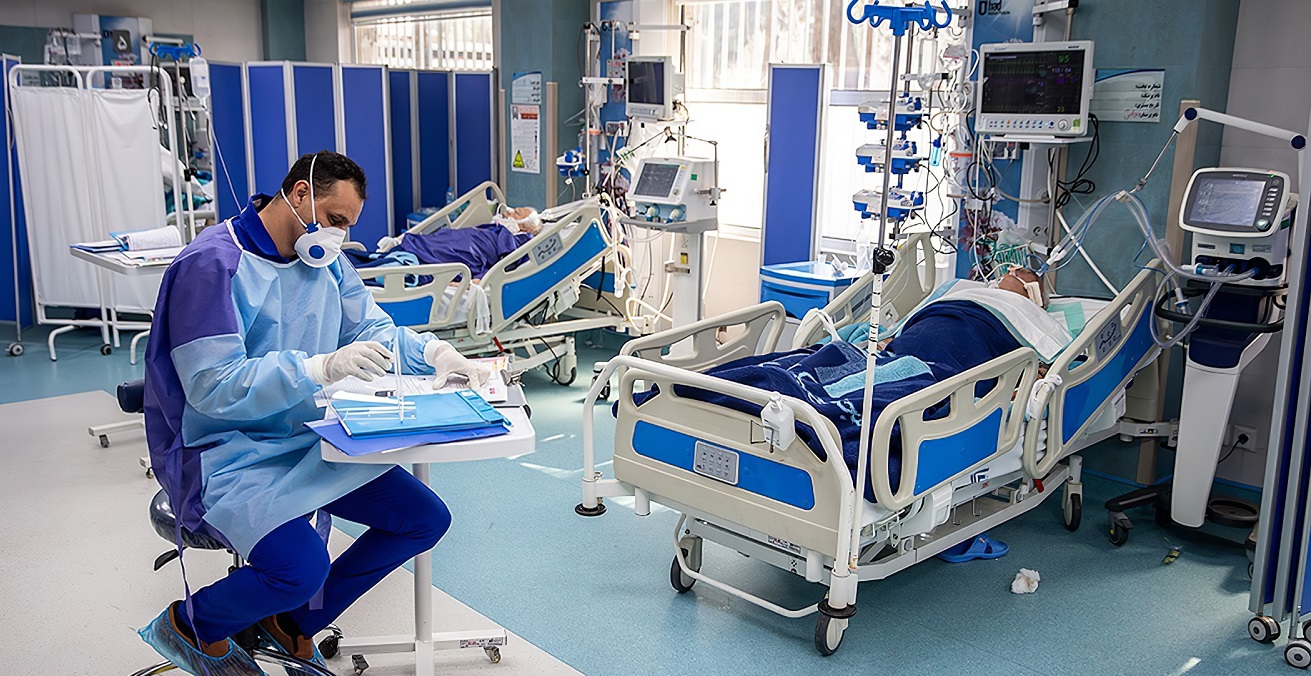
[280,151,367,200]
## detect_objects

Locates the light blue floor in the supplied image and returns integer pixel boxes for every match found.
[2,324,1284,675]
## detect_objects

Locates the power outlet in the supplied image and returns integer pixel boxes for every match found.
[1228,424,1259,451]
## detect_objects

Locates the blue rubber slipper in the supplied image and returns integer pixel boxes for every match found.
[938,534,1009,563]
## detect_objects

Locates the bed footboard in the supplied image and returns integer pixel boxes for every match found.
[359,262,473,330]
[618,301,786,372]
[1023,261,1165,478]
[607,358,854,556]
[871,347,1038,511]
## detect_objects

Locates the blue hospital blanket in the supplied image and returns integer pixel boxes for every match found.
[396,224,533,278]
[630,304,1019,501]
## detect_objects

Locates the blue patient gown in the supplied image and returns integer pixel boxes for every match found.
[144,194,439,557]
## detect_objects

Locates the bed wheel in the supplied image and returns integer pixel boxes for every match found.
[1109,521,1130,547]
[555,366,577,386]
[99,434,110,448]
[669,552,696,593]
[814,615,846,656]
[6,342,22,356]
[1063,493,1082,532]
[1286,639,1311,669]
[100,344,113,356]
[1246,615,1280,644]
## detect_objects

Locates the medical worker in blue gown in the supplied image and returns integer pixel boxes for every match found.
[138,151,490,675]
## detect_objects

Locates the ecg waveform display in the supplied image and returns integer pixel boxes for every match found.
[980,50,1086,115]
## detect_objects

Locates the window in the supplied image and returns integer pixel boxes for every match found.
[677,0,967,243]
[682,0,901,93]
[354,10,493,71]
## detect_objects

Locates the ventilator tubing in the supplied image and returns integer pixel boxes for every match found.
[139,607,267,676]
[1050,190,1254,349]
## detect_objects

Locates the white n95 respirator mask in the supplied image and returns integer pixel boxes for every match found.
[280,154,345,268]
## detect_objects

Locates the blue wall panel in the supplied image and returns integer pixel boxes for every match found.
[292,64,337,156]
[1,55,33,327]
[247,64,292,195]
[342,66,391,245]
[416,71,450,208]
[454,72,493,195]
[209,62,249,220]
[762,66,822,267]
[389,69,415,234]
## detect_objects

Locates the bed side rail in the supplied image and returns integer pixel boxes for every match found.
[792,232,937,349]
[1022,260,1165,478]
[476,201,610,335]
[618,301,787,372]
[410,181,507,235]
[358,263,473,331]
[870,347,1039,511]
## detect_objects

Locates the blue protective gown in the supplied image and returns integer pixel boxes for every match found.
[144,194,440,557]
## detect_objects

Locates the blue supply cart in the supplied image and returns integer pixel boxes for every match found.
[760,260,864,320]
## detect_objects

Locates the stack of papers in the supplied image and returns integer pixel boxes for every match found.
[112,226,183,251]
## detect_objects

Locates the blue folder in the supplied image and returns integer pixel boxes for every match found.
[307,418,509,457]
[330,390,509,438]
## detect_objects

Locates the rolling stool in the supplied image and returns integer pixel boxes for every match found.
[121,380,339,676]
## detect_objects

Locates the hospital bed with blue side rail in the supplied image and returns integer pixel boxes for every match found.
[356,183,643,382]
[576,260,1165,655]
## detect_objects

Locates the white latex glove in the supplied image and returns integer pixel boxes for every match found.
[377,234,404,253]
[423,341,491,389]
[304,341,394,385]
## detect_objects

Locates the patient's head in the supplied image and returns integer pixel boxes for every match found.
[996,267,1047,307]
[496,206,542,235]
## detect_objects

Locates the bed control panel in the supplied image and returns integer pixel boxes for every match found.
[693,441,739,485]
[529,233,565,265]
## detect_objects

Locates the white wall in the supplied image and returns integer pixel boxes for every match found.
[304,0,351,64]
[1215,0,1311,487]
[3,0,263,63]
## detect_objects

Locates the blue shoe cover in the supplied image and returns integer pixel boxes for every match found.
[255,625,328,674]
[938,534,1009,563]
[139,606,267,676]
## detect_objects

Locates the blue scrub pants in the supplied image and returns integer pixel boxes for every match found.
[184,467,451,644]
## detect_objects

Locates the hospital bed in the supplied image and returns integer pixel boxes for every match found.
[358,183,642,381]
[576,260,1164,655]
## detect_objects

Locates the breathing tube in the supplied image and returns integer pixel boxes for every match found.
[1036,189,1255,349]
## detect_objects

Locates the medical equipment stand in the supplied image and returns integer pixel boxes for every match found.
[319,386,535,676]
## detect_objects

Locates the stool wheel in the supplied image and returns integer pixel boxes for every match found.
[318,633,340,659]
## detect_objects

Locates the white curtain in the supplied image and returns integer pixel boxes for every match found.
[11,86,165,314]
[87,89,166,311]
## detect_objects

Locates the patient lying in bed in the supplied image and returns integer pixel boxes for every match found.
[635,268,1073,501]
[346,206,542,281]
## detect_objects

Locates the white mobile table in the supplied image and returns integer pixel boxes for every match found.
[320,389,535,675]
[68,246,172,364]
[71,247,174,467]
